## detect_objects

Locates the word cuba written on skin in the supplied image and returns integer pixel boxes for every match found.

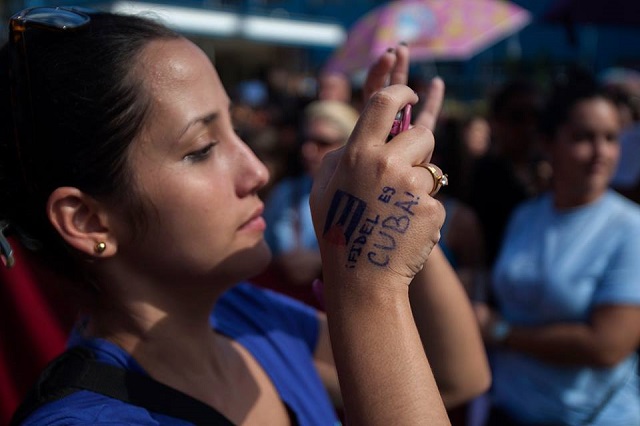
[322,187,420,268]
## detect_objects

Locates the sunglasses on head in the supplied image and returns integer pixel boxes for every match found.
[8,7,92,193]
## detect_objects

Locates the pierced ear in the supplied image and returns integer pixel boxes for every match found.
[47,187,116,257]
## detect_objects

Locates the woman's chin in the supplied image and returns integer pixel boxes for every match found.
[241,241,273,278]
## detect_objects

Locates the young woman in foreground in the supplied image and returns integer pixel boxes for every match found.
[1,7,489,425]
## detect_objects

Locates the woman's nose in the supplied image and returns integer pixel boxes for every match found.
[237,141,270,195]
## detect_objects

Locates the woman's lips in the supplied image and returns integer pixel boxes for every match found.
[240,206,266,232]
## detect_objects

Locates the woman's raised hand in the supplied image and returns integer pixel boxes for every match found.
[310,83,445,288]
[309,45,454,426]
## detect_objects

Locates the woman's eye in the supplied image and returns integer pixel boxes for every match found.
[571,131,590,143]
[184,142,215,162]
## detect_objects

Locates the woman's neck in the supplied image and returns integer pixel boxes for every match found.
[552,186,606,210]
[86,277,233,371]
[88,300,253,416]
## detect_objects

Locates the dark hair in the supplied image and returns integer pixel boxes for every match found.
[489,79,541,119]
[0,11,179,279]
[603,84,640,123]
[539,75,615,140]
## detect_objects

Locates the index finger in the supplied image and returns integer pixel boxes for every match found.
[388,43,409,86]
[362,43,411,102]
[362,48,396,102]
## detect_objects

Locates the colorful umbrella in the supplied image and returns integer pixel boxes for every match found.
[325,0,532,74]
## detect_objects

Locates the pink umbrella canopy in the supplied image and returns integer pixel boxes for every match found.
[325,0,532,74]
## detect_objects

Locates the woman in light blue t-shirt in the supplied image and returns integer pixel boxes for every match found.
[476,77,640,426]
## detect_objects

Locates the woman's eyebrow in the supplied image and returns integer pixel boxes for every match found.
[177,111,219,140]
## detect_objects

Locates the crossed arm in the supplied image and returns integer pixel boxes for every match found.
[314,244,491,411]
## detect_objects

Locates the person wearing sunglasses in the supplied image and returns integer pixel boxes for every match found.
[1,7,489,426]
[259,100,359,309]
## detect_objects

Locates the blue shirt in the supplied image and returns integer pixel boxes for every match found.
[263,175,317,256]
[490,191,640,426]
[22,283,339,425]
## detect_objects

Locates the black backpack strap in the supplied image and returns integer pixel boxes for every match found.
[11,346,234,426]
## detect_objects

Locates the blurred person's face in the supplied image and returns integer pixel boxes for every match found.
[301,117,346,177]
[463,117,491,158]
[549,97,620,207]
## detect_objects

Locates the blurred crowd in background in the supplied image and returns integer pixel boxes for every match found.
[3,0,640,425]
[231,60,640,425]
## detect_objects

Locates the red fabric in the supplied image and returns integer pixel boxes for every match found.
[249,264,324,311]
[0,238,77,425]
